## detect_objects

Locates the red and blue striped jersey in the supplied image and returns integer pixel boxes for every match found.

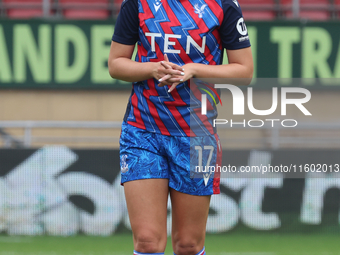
[112,0,250,137]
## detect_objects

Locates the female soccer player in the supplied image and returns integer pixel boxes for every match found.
[108,0,253,254]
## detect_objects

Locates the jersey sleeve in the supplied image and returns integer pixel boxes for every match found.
[219,0,251,50]
[112,0,139,45]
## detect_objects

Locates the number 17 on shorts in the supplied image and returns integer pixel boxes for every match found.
[189,133,222,195]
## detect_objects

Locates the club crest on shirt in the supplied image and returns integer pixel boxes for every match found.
[154,0,162,12]
[121,155,129,173]
[194,4,207,18]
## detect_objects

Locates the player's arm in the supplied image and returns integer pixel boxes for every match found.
[166,47,253,92]
[166,0,254,92]
[108,41,151,82]
[108,43,184,83]
[184,47,253,81]
[108,0,183,84]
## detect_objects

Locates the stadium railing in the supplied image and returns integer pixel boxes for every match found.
[280,0,334,20]
[0,121,339,149]
[0,0,338,20]
[237,0,279,21]
[0,128,24,148]
[0,121,122,148]
[0,0,120,19]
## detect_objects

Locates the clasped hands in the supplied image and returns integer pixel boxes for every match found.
[153,54,193,93]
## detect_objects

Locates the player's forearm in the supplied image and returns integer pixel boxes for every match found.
[188,62,253,85]
[109,58,157,82]
[185,47,254,85]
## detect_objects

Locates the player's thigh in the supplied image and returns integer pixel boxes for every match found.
[170,188,211,254]
[124,179,169,251]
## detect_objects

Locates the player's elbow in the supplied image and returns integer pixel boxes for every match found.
[108,58,118,79]
[244,63,254,85]
[235,63,253,86]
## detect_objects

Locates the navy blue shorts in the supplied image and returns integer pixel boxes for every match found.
[119,122,221,195]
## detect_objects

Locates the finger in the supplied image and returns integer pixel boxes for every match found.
[161,61,172,69]
[167,77,184,83]
[159,80,174,87]
[159,75,183,87]
[158,80,173,87]
[158,74,172,82]
[161,68,184,77]
[164,54,184,71]
[168,83,179,93]
[170,63,185,72]
[169,69,185,76]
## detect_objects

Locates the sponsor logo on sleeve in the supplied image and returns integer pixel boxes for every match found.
[236,17,249,42]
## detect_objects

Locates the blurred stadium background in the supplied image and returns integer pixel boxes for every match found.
[0,0,340,254]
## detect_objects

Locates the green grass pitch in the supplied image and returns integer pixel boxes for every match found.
[0,233,339,255]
